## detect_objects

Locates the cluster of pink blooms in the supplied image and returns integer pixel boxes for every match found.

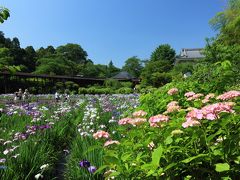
[216,90,240,100]
[93,131,120,147]
[132,110,147,117]
[167,88,179,95]
[104,140,120,147]
[93,130,110,139]
[184,91,204,101]
[184,91,196,98]
[128,118,147,126]
[149,114,170,127]
[182,102,235,128]
[166,101,181,113]
[202,93,215,103]
[118,117,132,125]
[118,110,147,126]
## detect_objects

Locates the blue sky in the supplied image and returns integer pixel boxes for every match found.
[1,0,226,68]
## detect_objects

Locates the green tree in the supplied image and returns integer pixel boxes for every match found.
[140,61,172,87]
[23,46,37,71]
[150,44,176,64]
[35,56,78,75]
[209,0,240,45]
[36,46,56,59]
[122,56,143,78]
[140,44,176,87]
[79,62,99,77]
[0,47,13,65]
[94,64,108,78]
[56,43,88,64]
[107,60,120,77]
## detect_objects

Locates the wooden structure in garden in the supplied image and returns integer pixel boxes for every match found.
[0,71,139,94]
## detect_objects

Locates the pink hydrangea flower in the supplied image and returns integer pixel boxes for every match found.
[187,93,204,101]
[149,114,169,127]
[216,90,240,100]
[202,93,215,103]
[182,102,235,128]
[184,91,195,98]
[167,88,179,95]
[118,118,132,125]
[129,118,147,126]
[104,140,120,147]
[132,110,147,117]
[93,130,110,139]
[166,101,181,113]
[182,120,201,128]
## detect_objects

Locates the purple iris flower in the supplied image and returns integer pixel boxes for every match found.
[79,160,91,168]
[45,124,51,129]
[88,166,97,174]
[39,125,46,130]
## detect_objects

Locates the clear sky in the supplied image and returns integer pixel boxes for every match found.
[1,0,226,68]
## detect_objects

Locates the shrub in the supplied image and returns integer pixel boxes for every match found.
[116,87,133,94]
[104,79,121,89]
[96,87,240,179]
[120,82,133,88]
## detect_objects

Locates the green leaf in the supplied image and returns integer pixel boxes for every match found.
[104,156,119,165]
[83,145,102,155]
[146,169,156,177]
[94,165,108,174]
[2,9,10,20]
[215,163,230,172]
[141,163,153,170]
[164,162,177,171]
[164,136,173,145]
[234,156,240,164]
[213,149,222,156]
[181,154,208,163]
[109,171,120,178]
[121,153,132,162]
[151,145,163,167]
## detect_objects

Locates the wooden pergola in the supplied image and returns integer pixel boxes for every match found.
[0,71,139,94]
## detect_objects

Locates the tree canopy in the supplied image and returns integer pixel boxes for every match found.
[122,56,143,78]
[140,44,176,87]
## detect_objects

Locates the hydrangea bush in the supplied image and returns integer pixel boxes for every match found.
[95,87,240,179]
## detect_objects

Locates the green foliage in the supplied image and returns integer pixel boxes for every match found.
[116,87,133,94]
[97,87,240,179]
[0,7,10,23]
[0,47,13,65]
[209,0,240,45]
[35,56,78,75]
[120,81,132,88]
[186,61,237,93]
[141,60,172,87]
[65,81,79,92]
[140,44,176,87]
[107,60,120,78]
[122,56,143,78]
[104,79,121,89]
[56,43,88,64]
[150,44,176,63]
[78,87,113,94]
[0,102,86,179]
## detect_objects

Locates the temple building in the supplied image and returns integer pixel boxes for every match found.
[175,48,205,64]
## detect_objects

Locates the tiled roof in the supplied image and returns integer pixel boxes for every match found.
[111,71,134,79]
[180,48,204,59]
